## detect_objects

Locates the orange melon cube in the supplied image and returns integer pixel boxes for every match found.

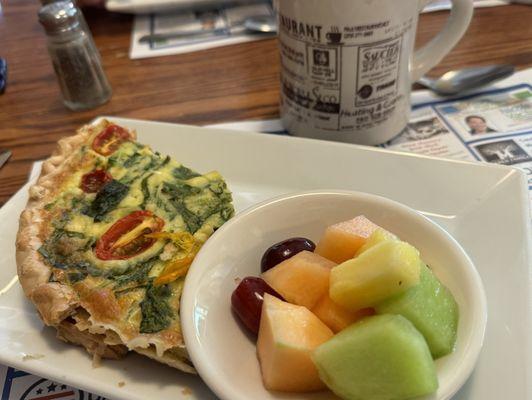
[312,293,375,333]
[315,216,381,263]
[261,251,336,309]
[257,294,333,392]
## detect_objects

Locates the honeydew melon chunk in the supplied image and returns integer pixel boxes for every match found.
[315,216,380,263]
[312,314,438,400]
[257,294,333,392]
[330,240,421,311]
[262,251,335,309]
[376,264,459,358]
[354,228,398,257]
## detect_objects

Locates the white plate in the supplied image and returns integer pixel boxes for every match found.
[0,116,530,400]
[106,0,263,14]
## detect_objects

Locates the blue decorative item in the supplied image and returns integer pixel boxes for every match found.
[0,58,6,94]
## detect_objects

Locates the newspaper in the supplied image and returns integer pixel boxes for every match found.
[129,1,275,59]
[387,85,531,163]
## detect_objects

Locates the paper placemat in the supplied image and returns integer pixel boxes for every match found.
[129,1,274,59]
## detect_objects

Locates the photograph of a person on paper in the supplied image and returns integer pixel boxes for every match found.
[465,115,497,135]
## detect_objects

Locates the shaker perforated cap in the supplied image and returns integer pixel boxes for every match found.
[38,1,80,34]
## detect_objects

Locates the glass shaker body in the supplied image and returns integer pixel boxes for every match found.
[40,2,112,111]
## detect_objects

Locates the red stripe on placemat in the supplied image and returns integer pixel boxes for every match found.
[30,390,75,400]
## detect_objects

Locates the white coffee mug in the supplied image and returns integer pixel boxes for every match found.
[278,0,474,145]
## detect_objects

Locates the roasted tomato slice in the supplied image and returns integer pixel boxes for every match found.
[80,169,112,193]
[92,125,131,156]
[95,210,165,260]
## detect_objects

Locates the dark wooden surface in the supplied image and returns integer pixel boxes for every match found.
[1,2,532,205]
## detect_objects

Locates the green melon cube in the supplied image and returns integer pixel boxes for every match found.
[312,314,438,400]
[375,264,459,359]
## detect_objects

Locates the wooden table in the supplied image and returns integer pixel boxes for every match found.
[1,2,532,206]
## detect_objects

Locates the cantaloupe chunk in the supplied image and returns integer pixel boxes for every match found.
[312,293,374,333]
[262,251,336,309]
[257,294,333,392]
[315,216,380,263]
[330,240,421,311]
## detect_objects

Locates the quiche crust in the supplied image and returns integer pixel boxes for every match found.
[17,121,106,325]
[16,119,202,373]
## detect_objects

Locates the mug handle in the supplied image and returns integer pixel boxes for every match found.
[410,0,474,82]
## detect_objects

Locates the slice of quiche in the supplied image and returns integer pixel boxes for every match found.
[16,119,234,372]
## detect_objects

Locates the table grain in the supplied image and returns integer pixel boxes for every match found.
[1,2,532,205]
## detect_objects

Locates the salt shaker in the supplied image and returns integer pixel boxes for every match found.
[38,1,112,111]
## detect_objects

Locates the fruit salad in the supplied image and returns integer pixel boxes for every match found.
[230,216,459,400]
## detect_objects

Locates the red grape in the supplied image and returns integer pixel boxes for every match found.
[261,237,316,272]
[231,277,283,335]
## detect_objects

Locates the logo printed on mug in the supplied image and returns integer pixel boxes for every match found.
[326,27,342,44]
[278,0,474,145]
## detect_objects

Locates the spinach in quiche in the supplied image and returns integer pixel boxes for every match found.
[37,125,235,338]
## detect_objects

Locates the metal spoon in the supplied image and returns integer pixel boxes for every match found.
[243,15,277,33]
[417,65,515,96]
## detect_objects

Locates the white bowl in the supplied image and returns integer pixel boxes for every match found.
[181,191,487,400]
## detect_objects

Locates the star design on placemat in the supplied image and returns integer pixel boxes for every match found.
[60,384,67,390]
[47,383,57,392]
[36,388,43,395]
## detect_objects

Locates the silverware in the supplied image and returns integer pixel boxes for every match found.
[0,150,11,170]
[138,15,276,44]
[139,28,236,43]
[243,15,277,33]
[417,65,515,96]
